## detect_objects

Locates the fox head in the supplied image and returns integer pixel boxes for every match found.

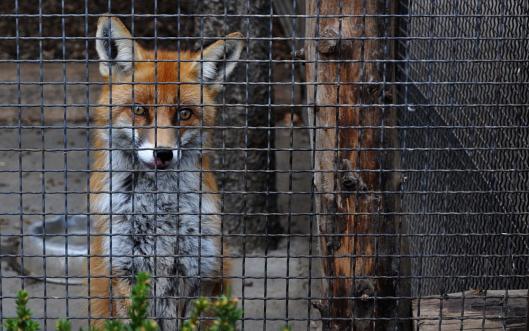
[94,15,243,170]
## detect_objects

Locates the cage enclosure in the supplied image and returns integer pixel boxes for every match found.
[0,0,528,330]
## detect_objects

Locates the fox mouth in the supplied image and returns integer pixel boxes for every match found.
[136,145,178,171]
[141,159,171,170]
[135,142,182,171]
[139,155,175,170]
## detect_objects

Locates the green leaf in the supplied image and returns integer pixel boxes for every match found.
[103,320,125,331]
[127,272,158,331]
[4,290,40,331]
[182,294,242,331]
[4,273,165,331]
[56,319,72,331]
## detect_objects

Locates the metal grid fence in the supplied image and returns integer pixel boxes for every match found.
[400,0,529,294]
[0,0,528,330]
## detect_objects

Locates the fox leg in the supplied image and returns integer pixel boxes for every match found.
[88,233,131,327]
[112,276,133,319]
[88,255,112,328]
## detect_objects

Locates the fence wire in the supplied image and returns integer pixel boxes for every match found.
[0,0,528,330]
[399,0,529,295]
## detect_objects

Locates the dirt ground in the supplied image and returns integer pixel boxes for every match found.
[0,64,321,330]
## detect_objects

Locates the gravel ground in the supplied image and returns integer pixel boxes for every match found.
[0,64,321,330]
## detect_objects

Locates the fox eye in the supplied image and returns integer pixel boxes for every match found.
[132,105,147,116]
[178,108,193,121]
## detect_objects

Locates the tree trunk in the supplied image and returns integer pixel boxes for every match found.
[193,1,282,248]
[305,1,405,329]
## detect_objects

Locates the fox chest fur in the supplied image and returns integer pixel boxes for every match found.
[100,146,221,270]
[107,163,220,282]
[98,149,221,321]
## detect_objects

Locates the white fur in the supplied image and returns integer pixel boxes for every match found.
[95,16,138,78]
[96,146,135,262]
[196,34,243,88]
[137,142,155,165]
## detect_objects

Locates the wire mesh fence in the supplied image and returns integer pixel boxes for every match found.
[0,0,528,330]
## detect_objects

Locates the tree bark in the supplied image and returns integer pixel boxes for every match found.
[192,1,282,248]
[305,1,404,329]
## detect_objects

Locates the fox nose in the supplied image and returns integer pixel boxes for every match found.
[154,149,174,163]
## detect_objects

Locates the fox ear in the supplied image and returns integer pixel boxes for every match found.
[193,32,244,91]
[96,15,143,79]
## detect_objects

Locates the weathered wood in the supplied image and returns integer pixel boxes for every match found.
[305,1,401,329]
[413,290,528,330]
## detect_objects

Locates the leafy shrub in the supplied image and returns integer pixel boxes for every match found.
[4,290,41,331]
[182,295,242,331]
[4,273,244,331]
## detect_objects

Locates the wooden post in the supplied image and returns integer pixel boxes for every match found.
[305,1,404,329]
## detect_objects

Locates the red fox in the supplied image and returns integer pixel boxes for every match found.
[88,15,242,330]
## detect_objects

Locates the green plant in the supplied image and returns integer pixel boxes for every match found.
[122,272,158,331]
[5,290,41,331]
[55,319,72,331]
[182,295,242,331]
[4,273,248,331]
[4,273,158,331]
